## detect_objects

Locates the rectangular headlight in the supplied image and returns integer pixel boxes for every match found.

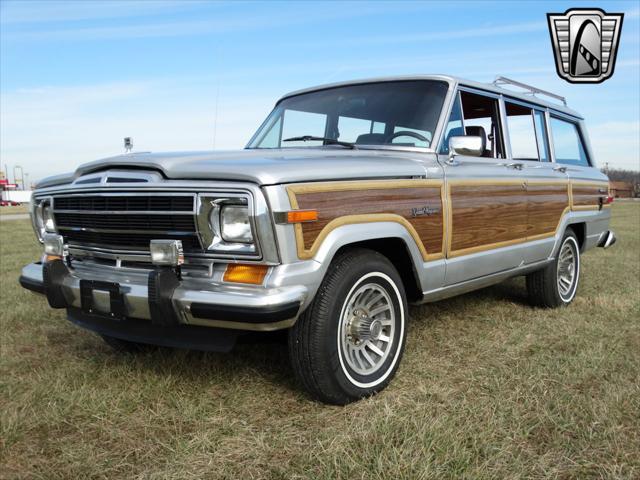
[220,205,253,244]
[43,233,64,257]
[31,196,54,243]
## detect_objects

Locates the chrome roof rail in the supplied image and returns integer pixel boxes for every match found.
[493,76,567,106]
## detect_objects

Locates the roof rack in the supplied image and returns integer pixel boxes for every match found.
[493,76,567,106]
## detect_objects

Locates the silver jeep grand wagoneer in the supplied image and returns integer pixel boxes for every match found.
[20,75,616,404]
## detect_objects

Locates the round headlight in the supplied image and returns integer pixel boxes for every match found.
[220,205,253,244]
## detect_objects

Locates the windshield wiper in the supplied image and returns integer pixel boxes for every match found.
[282,135,356,149]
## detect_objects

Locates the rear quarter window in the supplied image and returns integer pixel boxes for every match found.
[550,117,590,166]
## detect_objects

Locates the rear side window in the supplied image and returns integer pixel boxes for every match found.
[505,102,539,161]
[550,117,590,166]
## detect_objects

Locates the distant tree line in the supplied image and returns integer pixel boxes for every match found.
[602,168,640,197]
[601,168,640,184]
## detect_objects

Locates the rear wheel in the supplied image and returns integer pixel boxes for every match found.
[526,229,580,308]
[288,249,408,405]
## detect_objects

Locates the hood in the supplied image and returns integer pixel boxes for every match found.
[36,148,435,188]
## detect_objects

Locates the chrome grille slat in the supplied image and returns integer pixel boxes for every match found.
[52,193,201,252]
[61,231,202,251]
[53,210,194,215]
[55,213,196,231]
[58,227,196,236]
[53,195,194,212]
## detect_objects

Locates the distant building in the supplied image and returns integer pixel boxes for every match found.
[610,181,634,198]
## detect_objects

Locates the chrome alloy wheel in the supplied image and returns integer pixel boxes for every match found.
[557,238,579,301]
[339,281,396,376]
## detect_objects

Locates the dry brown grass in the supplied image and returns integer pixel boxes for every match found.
[1,203,639,479]
[0,204,29,216]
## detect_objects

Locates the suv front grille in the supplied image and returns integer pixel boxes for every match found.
[53,194,202,252]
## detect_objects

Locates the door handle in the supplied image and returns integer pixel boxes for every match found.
[553,166,567,173]
[505,162,524,170]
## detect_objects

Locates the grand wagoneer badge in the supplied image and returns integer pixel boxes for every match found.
[411,205,440,217]
[547,8,624,83]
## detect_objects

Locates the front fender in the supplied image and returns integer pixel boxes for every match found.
[312,221,425,269]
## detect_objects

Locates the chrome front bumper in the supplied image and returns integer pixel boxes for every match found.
[20,261,307,332]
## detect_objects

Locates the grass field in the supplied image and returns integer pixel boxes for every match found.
[0,204,29,216]
[1,203,639,479]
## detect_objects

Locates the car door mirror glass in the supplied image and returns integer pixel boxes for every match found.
[448,135,484,158]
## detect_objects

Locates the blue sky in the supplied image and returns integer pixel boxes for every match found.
[1,0,639,184]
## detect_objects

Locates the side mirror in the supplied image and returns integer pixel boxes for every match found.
[448,136,484,160]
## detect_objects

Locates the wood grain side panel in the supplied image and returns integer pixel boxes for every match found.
[572,183,609,209]
[293,185,444,258]
[450,184,528,252]
[527,184,570,237]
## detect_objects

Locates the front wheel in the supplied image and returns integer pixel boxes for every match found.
[526,229,581,308]
[288,249,408,405]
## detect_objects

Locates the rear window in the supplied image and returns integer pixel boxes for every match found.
[550,117,590,166]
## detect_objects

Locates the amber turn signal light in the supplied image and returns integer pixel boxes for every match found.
[273,210,319,224]
[286,210,318,223]
[223,264,269,285]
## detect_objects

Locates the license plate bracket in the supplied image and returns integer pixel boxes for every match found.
[80,280,126,320]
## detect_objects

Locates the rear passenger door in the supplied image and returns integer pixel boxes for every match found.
[503,100,570,263]
[548,115,610,212]
[440,89,527,285]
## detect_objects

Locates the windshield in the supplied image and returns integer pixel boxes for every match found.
[247,80,448,150]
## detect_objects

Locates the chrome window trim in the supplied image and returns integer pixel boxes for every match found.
[544,109,557,164]
[498,96,512,160]
[433,83,459,155]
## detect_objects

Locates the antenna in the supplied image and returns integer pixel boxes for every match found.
[213,79,220,150]
[493,76,567,106]
[124,137,133,153]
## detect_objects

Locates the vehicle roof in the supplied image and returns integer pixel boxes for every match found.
[278,74,583,119]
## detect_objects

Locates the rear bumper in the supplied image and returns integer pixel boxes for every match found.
[19,261,306,332]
